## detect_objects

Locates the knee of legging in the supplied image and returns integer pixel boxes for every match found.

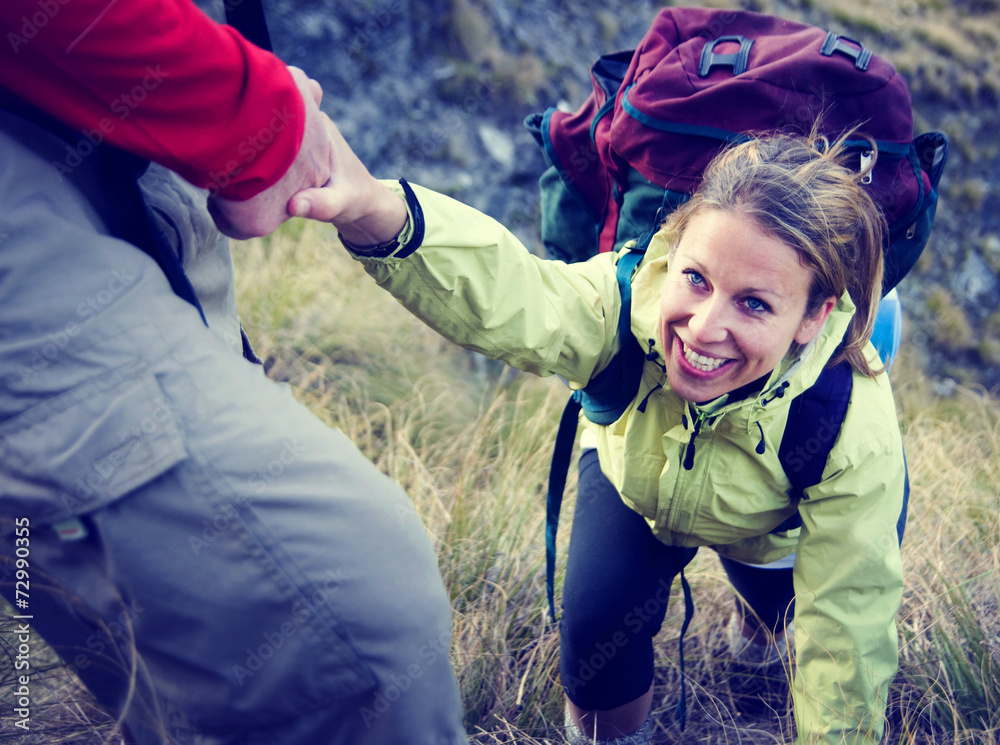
[559,598,656,660]
[560,597,613,650]
[559,628,654,712]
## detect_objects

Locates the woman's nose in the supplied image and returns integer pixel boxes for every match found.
[688,297,728,344]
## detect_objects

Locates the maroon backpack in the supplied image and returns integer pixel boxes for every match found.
[526,6,948,294]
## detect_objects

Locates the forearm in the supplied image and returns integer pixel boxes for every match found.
[792,448,905,744]
[334,182,410,250]
[791,608,898,744]
[0,0,303,200]
[345,181,619,383]
[291,117,619,379]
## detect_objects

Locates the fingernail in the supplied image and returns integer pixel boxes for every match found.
[292,199,309,217]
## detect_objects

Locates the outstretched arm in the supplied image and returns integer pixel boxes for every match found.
[289,116,622,384]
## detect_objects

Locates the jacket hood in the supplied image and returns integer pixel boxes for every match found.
[628,227,857,416]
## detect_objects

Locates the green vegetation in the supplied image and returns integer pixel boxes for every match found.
[3,224,998,744]
[925,287,976,351]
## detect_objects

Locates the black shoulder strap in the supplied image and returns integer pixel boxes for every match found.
[771,361,854,533]
[224,0,273,52]
[106,150,267,364]
[545,246,646,622]
[545,393,582,622]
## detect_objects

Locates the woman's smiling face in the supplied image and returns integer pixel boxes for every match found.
[658,209,836,403]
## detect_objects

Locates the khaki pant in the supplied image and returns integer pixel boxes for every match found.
[0,109,466,745]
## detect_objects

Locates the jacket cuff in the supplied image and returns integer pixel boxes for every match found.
[343,178,425,259]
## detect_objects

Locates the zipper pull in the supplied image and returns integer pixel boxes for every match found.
[683,413,707,470]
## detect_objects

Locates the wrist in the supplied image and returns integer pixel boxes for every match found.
[339,218,410,256]
[336,180,408,248]
[339,179,424,259]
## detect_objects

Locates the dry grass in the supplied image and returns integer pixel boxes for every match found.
[0,616,120,744]
[2,221,998,743]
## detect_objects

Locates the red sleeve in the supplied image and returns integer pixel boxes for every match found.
[0,0,305,200]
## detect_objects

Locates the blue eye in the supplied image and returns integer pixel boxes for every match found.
[745,297,771,313]
[683,269,705,287]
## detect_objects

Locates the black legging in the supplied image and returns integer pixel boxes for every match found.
[559,449,794,710]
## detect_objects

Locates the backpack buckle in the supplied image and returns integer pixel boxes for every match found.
[699,35,754,77]
[820,32,872,71]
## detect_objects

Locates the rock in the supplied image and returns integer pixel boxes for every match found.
[478,123,516,168]
[954,252,999,313]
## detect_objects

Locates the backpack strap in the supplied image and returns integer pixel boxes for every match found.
[109,149,268,364]
[545,393,583,622]
[577,249,647,424]
[771,361,854,533]
[224,0,273,52]
[107,154,210,328]
[545,247,646,622]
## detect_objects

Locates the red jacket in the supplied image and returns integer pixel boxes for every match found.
[0,0,304,200]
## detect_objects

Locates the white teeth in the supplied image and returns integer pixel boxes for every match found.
[682,341,727,372]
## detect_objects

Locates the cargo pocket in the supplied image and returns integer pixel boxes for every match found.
[0,360,187,533]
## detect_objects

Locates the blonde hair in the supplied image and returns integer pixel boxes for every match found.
[662,130,886,378]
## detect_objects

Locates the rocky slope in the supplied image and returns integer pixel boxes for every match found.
[200,0,1000,390]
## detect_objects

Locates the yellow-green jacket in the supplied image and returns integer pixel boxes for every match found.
[351,182,906,744]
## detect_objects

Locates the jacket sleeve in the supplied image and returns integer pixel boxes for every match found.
[0,0,303,200]
[791,373,906,745]
[349,182,622,385]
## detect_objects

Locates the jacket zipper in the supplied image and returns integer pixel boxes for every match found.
[682,411,710,470]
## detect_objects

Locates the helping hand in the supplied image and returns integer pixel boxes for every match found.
[289,116,408,248]
[208,66,333,240]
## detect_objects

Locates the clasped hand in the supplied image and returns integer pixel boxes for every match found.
[209,67,406,246]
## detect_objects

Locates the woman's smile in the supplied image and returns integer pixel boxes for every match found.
[676,337,732,375]
[658,209,834,403]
